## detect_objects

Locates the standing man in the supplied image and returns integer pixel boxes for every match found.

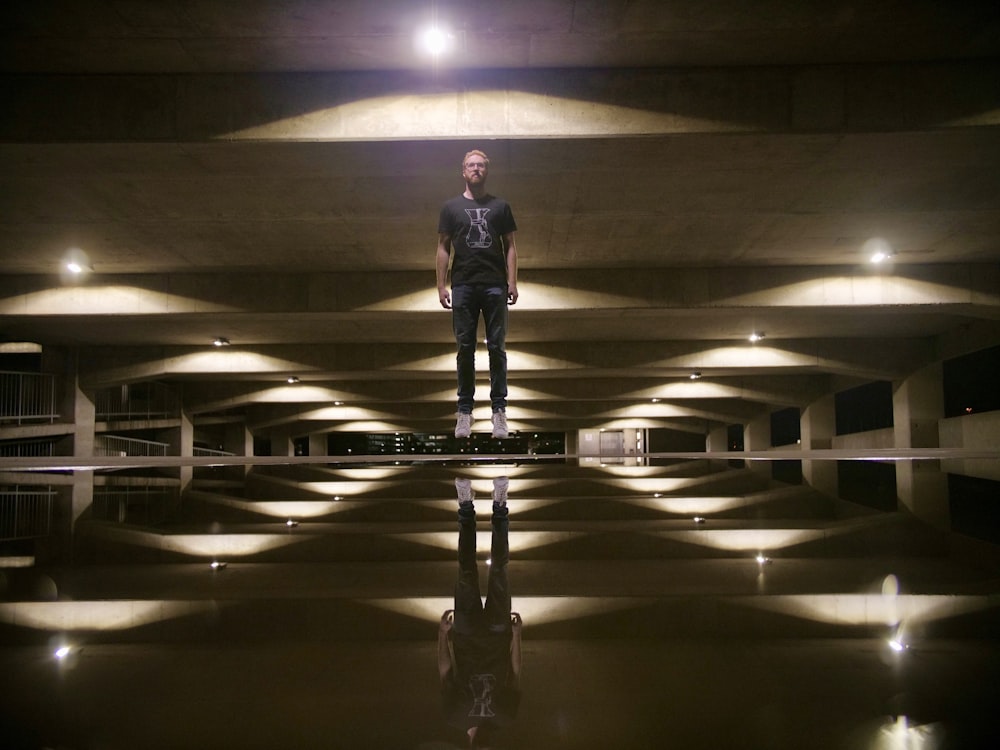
[436,150,519,439]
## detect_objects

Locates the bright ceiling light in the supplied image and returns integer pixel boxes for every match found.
[689,372,702,380]
[213,337,230,347]
[748,332,765,343]
[419,26,453,56]
[864,237,895,264]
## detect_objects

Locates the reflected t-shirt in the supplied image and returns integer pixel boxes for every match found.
[442,632,520,729]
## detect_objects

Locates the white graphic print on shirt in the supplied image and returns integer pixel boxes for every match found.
[464,208,493,249]
[468,673,497,718]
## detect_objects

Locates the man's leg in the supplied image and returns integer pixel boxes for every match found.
[451,285,480,426]
[481,286,509,414]
[454,478,483,634]
[484,478,511,633]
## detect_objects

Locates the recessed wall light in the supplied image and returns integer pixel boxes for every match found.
[748,332,765,343]
[286,376,300,384]
[213,337,230,347]
[689,372,702,380]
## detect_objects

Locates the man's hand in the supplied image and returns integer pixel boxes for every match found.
[507,283,519,306]
[511,612,522,631]
[440,609,455,633]
[438,286,452,309]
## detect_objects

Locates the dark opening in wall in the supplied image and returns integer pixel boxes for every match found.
[770,407,800,447]
[727,424,744,451]
[943,344,1000,418]
[837,460,897,511]
[835,381,893,436]
[772,460,802,485]
[948,473,1000,544]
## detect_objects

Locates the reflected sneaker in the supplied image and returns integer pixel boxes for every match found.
[455,477,474,507]
[455,412,473,438]
[491,409,508,439]
[492,476,509,508]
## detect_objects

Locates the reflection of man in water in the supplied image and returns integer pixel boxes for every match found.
[439,477,522,748]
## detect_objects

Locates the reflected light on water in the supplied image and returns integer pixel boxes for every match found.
[0,600,217,631]
[869,716,943,749]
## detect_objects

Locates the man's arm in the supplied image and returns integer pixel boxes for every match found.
[503,231,518,305]
[509,612,522,686]
[438,609,455,682]
[436,233,453,309]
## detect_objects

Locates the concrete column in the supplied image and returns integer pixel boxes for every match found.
[179,410,193,491]
[801,394,838,498]
[744,412,771,477]
[893,364,950,528]
[309,432,326,458]
[706,425,729,470]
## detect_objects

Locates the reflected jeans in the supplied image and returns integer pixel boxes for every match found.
[454,504,511,635]
[451,284,508,414]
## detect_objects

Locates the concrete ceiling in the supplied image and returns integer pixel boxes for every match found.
[1,0,1000,437]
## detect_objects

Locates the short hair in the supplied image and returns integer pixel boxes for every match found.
[463,150,490,168]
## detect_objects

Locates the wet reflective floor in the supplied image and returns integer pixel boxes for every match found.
[2,457,1000,749]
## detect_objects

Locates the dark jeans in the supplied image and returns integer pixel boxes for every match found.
[452,284,508,414]
[454,504,511,635]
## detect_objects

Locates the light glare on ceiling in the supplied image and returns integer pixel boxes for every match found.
[419,26,452,56]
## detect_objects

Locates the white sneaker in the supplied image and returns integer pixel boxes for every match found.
[455,477,474,505]
[455,412,472,438]
[491,409,508,439]
[492,476,509,506]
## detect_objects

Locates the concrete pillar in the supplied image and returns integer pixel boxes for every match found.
[893,364,950,528]
[801,394,838,498]
[178,410,193,491]
[309,432,326,458]
[706,425,729,470]
[744,412,771,477]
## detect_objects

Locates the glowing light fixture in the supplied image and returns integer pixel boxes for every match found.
[213,337,230,347]
[210,560,227,570]
[54,645,72,659]
[748,332,765,343]
[689,372,702,380]
[693,516,706,524]
[865,238,895,264]
[888,638,906,652]
[285,519,299,528]
[755,554,771,565]
[63,248,92,276]
[286,376,300,384]
[419,26,453,56]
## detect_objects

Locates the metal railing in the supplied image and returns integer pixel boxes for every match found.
[0,371,59,425]
[95,434,170,457]
[193,446,236,457]
[0,438,57,457]
[92,486,172,525]
[0,486,55,540]
[95,381,179,421]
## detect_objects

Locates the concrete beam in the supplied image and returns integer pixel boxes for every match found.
[3,62,998,142]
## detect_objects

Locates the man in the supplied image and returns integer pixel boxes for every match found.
[436,150,519,439]
[439,477,522,747]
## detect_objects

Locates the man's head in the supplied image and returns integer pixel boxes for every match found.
[462,150,490,188]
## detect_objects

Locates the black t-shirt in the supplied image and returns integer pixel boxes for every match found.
[438,194,517,287]
[442,632,521,730]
